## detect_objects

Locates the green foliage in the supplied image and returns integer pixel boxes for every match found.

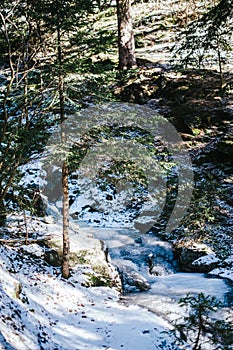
[0,1,58,222]
[179,171,222,240]
[0,0,106,223]
[172,293,233,350]
[70,250,90,265]
[85,265,113,288]
[175,0,232,81]
[71,29,117,63]
[97,158,148,191]
[207,230,232,260]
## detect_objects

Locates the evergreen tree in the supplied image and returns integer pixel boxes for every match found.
[28,0,93,278]
[0,0,51,225]
[175,0,233,86]
[173,293,233,350]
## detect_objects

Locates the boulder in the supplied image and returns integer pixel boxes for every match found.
[192,254,220,273]
[150,265,169,276]
[115,259,151,293]
[174,242,215,272]
[41,220,122,290]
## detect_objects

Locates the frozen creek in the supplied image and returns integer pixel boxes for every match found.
[78,223,233,320]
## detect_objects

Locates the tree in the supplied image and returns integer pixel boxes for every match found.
[0,0,51,225]
[173,293,233,350]
[32,0,93,278]
[175,0,233,87]
[116,0,137,70]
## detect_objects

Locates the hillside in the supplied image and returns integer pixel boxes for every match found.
[0,0,233,349]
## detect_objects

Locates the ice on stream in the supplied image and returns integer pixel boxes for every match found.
[79,224,232,316]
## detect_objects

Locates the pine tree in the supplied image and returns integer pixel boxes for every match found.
[175,0,232,87]
[30,0,93,278]
[173,293,233,350]
[0,0,50,225]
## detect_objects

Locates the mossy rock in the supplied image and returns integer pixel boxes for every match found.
[44,247,92,268]
[85,264,121,289]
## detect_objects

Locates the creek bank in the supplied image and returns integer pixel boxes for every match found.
[75,225,231,294]
[2,215,122,291]
[42,222,122,290]
[13,214,231,293]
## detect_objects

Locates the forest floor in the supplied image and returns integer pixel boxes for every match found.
[0,0,233,349]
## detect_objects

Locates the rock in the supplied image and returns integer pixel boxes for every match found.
[44,248,61,267]
[115,260,151,293]
[217,134,233,158]
[192,254,220,273]
[40,222,122,290]
[150,265,169,276]
[174,242,214,272]
[42,215,55,224]
[84,262,122,290]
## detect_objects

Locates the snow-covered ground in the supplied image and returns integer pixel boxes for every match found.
[0,215,232,350]
[0,238,182,350]
[8,101,233,349]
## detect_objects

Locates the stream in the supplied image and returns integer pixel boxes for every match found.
[78,223,232,320]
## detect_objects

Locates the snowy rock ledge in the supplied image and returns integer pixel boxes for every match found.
[208,266,233,282]
[174,242,214,272]
[174,241,233,280]
[192,253,220,273]
[39,219,122,290]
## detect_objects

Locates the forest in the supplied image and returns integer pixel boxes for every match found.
[0,1,233,349]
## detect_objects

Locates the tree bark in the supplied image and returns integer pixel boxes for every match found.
[116,0,137,70]
[56,14,70,279]
[193,311,203,350]
[61,161,70,279]
[0,200,6,227]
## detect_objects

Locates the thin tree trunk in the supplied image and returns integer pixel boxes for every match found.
[193,312,202,350]
[56,16,70,278]
[116,0,137,70]
[23,210,29,245]
[216,33,223,88]
[61,161,70,279]
[0,200,6,227]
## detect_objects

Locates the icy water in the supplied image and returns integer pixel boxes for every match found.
[120,273,233,323]
[78,223,232,316]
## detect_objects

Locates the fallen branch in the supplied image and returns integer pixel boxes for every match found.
[0,236,52,245]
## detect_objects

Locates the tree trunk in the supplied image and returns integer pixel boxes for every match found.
[193,311,203,350]
[61,161,70,279]
[56,16,70,279]
[56,18,65,123]
[0,200,6,227]
[216,33,223,88]
[116,0,137,70]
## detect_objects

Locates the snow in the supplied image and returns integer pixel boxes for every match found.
[209,267,233,282]
[1,215,232,350]
[5,105,233,349]
[0,242,179,350]
[192,253,220,266]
